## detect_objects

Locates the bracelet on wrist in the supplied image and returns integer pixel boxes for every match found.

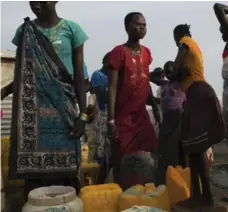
[79,112,89,122]
[107,119,115,125]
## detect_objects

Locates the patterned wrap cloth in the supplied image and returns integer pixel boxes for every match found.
[8,18,84,179]
[91,107,111,165]
[90,70,110,166]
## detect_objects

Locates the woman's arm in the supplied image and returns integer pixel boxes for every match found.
[171,44,189,80]
[72,45,87,114]
[87,93,96,109]
[214,3,228,31]
[147,87,159,111]
[87,93,98,123]
[108,71,118,120]
[107,46,123,121]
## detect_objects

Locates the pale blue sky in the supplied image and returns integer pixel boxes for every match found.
[1,1,226,96]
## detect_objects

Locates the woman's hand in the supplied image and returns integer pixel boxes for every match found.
[70,119,86,139]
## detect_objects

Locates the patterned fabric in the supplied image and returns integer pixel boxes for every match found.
[8,18,82,179]
[108,46,157,165]
[12,19,88,77]
[91,108,110,165]
[222,43,228,130]
[179,36,205,92]
[161,82,185,113]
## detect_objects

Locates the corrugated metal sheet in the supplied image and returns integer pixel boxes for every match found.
[1,95,13,137]
[1,52,15,137]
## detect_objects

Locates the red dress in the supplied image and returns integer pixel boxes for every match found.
[108,45,158,165]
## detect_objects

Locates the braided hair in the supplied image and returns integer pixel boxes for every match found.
[173,24,191,39]
[124,12,142,31]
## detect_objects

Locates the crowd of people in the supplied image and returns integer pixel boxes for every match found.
[1,1,228,211]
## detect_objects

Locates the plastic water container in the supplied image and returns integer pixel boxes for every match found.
[22,186,83,212]
[79,183,122,212]
[118,184,170,212]
[121,206,168,212]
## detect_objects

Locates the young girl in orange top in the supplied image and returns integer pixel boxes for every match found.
[172,24,227,209]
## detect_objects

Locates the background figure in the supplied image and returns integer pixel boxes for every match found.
[107,12,159,190]
[150,67,165,87]
[213,2,228,202]
[156,61,185,185]
[86,92,97,163]
[1,1,88,200]
[149,67,164,137]
[89,53,110,184]
[172,24,227,209]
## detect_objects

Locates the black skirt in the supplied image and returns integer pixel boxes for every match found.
[181,81,227,154]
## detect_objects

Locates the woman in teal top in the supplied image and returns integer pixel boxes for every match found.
[1,1,88,200]
[12,17,89,79]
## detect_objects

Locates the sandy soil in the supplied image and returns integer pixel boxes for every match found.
[174,142,228,212]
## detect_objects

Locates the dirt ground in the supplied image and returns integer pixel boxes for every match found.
[173,185,228,212]
[174,142,228,212]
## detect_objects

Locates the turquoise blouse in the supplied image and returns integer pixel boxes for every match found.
[12,19,89,78]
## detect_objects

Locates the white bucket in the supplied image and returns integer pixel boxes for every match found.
[22,186,83,212]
